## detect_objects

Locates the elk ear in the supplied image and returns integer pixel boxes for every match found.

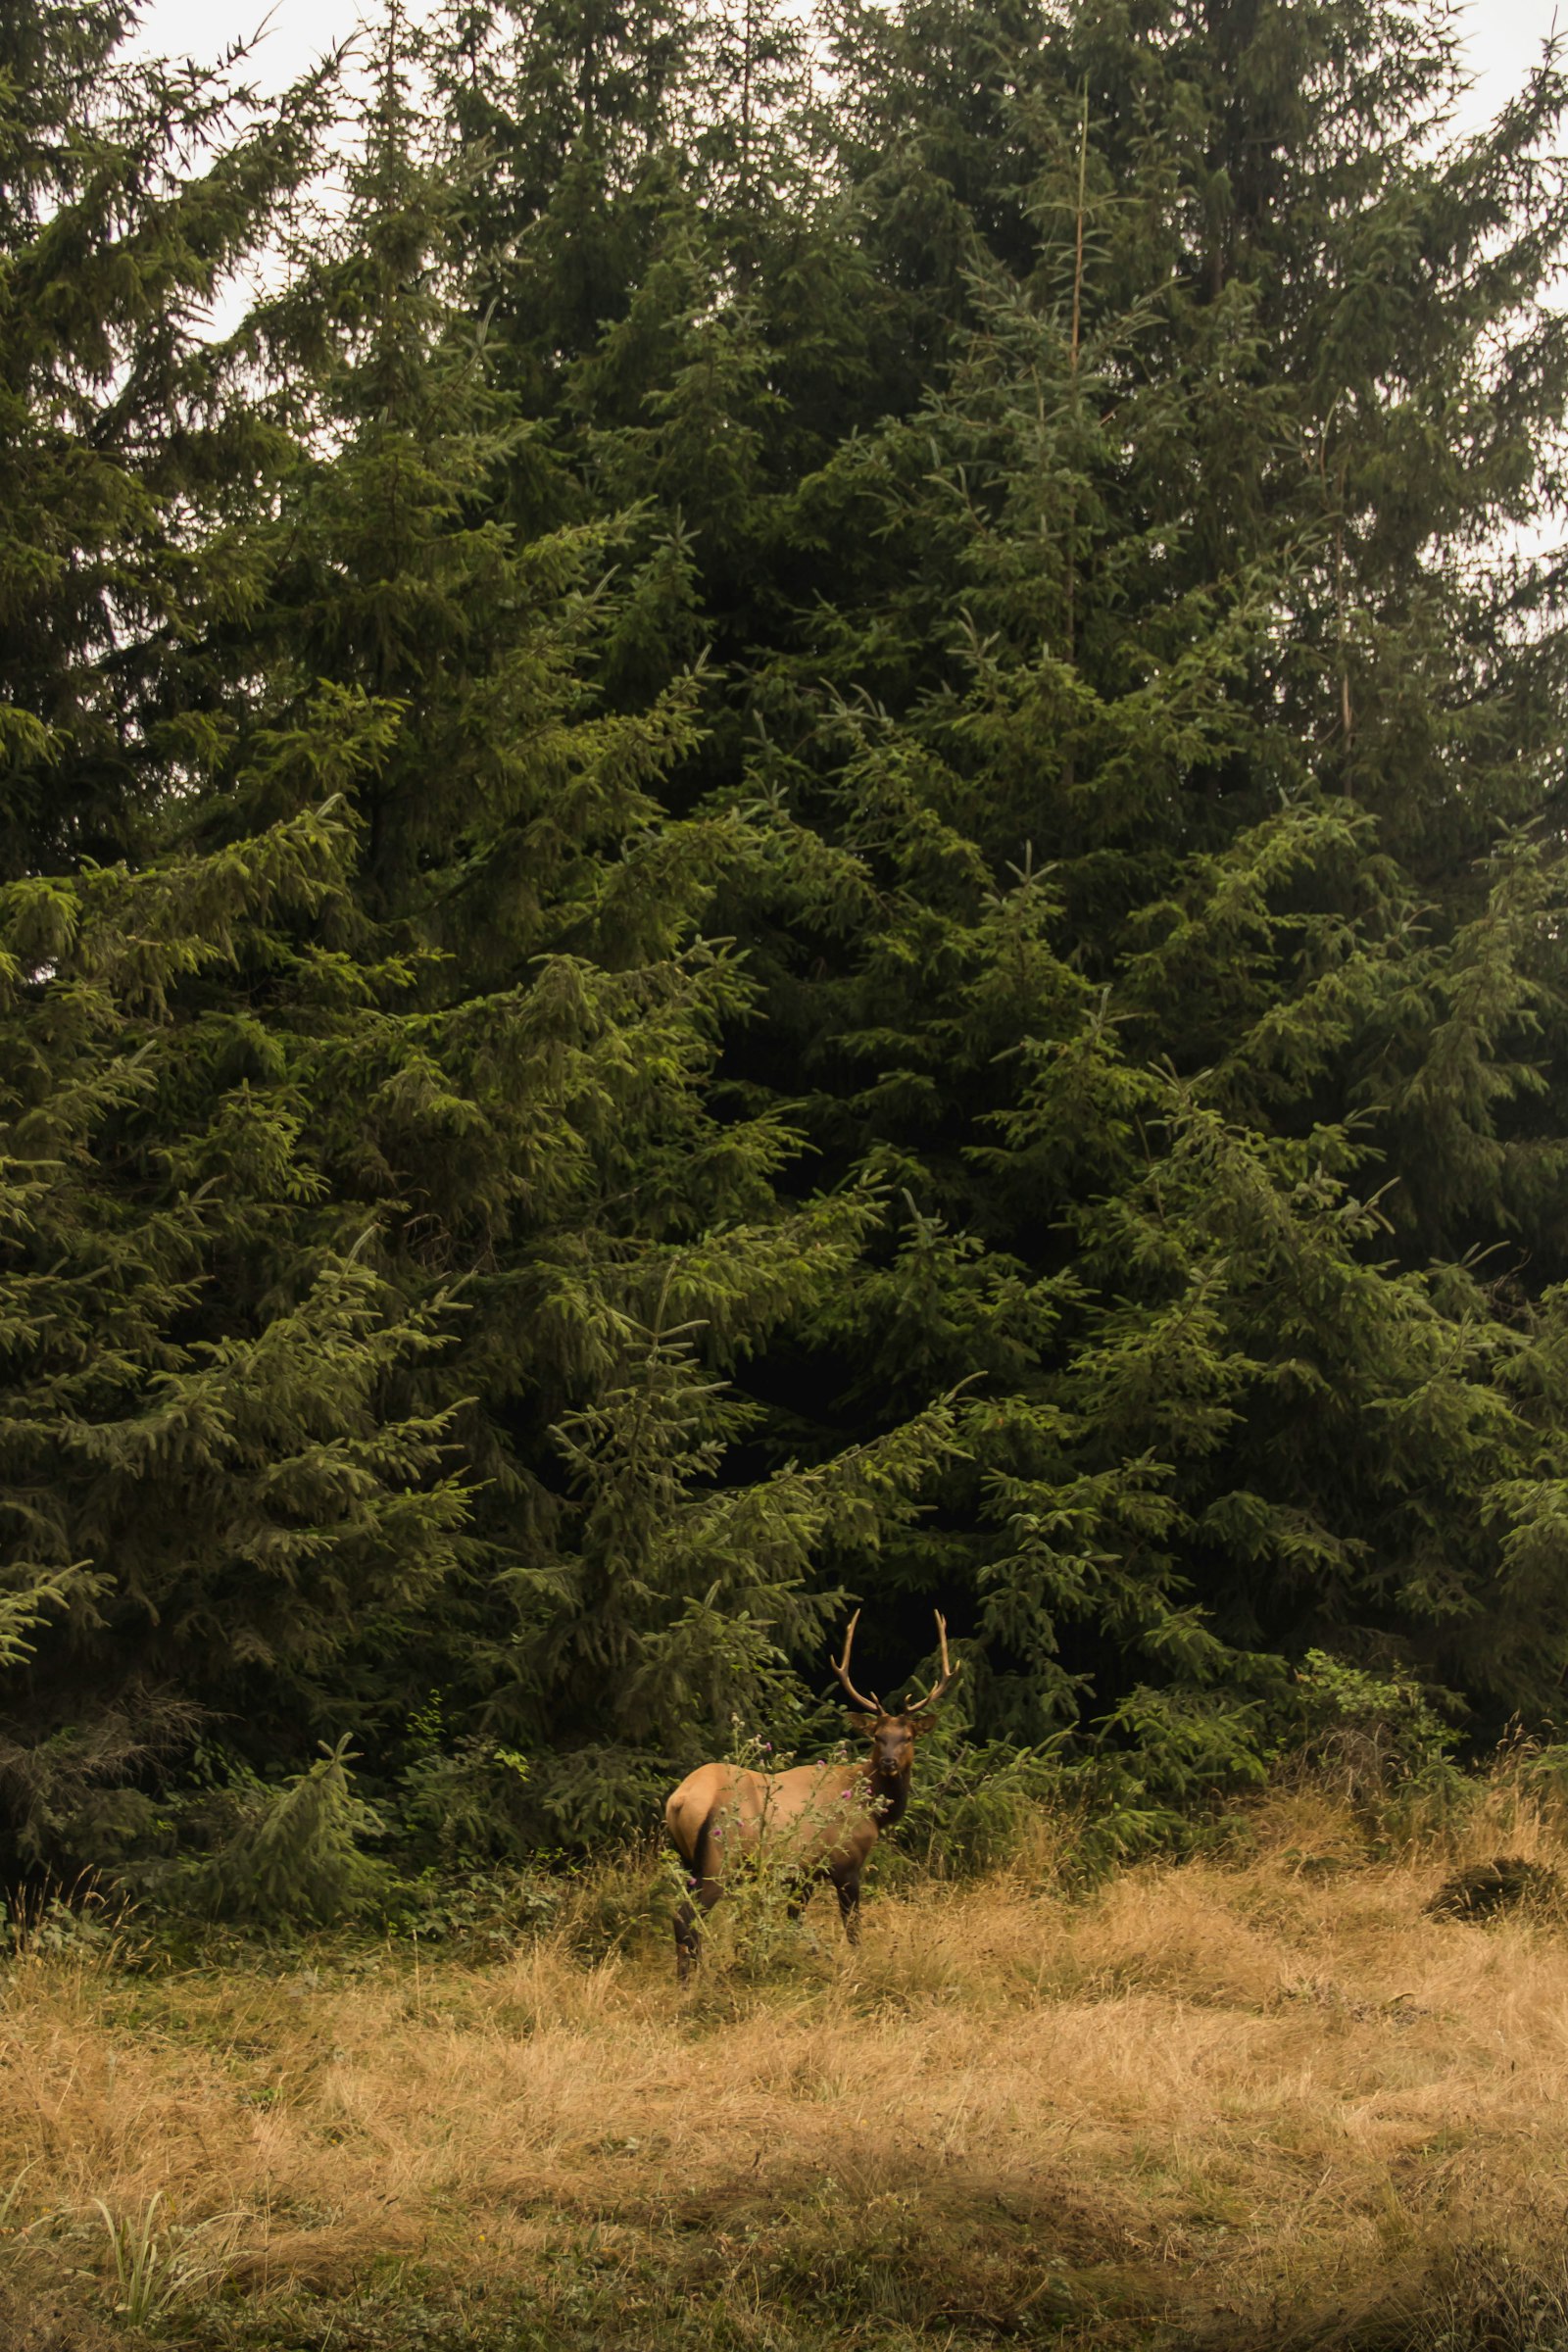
[848,1711,882,1735]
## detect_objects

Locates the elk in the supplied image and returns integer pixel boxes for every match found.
[664,1610,960,1982]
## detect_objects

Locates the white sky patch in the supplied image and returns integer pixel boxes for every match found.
[1457,0,1563,125]
[134,0,370,86]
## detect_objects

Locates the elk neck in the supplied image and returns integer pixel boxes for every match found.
[863,1753,911,1828]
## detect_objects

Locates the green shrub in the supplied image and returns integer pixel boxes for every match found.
[1280,1650,1469,1840]
[188,1737,389,1929]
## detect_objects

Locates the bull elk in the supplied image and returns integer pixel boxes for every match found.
[663,1610,960,1982]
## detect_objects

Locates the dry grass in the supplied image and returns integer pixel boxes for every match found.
[8,1788,1568,2348]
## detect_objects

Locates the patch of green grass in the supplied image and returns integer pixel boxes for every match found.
[152,2240,1130,2352]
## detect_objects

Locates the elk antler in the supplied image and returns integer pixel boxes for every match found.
[904,1611,961,1716]
[832,1609,883,1715]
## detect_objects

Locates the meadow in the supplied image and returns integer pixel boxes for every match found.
[5,1785,1568,2352]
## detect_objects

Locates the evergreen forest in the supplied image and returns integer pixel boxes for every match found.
[6,0,1568,1923]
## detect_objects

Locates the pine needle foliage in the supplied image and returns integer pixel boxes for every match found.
[6,0,1568,1899]
[193,1737,390,1927]
[0,0,966,1893]
[441,0,1568,1811]
[718,0,1568,1790]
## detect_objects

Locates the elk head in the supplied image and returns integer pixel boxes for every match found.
[832,1608,961,1782]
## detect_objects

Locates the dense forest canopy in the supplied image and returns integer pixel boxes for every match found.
[3,0,1568,1914]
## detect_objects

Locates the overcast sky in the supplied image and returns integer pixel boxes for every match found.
[132,0,1564,131]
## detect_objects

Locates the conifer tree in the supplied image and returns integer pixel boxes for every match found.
[0,3,469,1878]
[0,0,335,873]
[12,0,1568,1888]
[0,0,964,1883]
[705,0,1568,1788]
[430,0,1568,1798]
[437,0,890,730]
[249,10,966,1841]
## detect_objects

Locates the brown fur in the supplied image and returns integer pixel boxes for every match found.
[664,1616,958,1981]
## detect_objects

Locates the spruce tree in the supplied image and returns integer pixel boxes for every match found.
[431,0,1568,1797]
[707,0,1568,1789]
[12,0,1568,1888]
[0,0,336,873]
[253,10,965,1841]
[0,0,965,1883]
[0,3,471,1877]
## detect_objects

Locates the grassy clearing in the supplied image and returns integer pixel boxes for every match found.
[6,1789,1568,2349]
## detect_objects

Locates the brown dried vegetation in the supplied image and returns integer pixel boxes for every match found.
[5,1792,1568,2348]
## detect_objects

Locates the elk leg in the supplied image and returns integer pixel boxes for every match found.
[673,1805,731,1984]
[673,1894,698,1984]
[835,1870,861,1945]
[674,1872,723,1984]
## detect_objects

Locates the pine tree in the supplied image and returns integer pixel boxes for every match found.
[0,2,964,1880]
[0,4,471,1877]
[705,0,1568,1793]
[0,0,337,873]
[275,13,969,1841]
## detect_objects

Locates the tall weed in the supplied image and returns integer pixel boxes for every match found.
[91,2190,237,2323]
